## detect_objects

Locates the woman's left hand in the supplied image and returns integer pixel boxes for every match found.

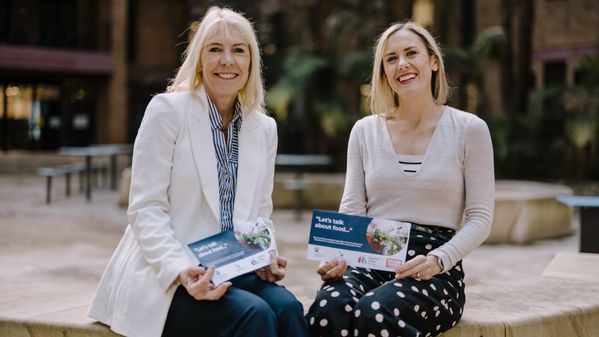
[255,255,287,282]
[395,254,441,281]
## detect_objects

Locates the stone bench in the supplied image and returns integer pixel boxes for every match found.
[488,180,575,244]
[120,175,576,246]
[2,253,597,337]
[273,177,576,244]
[273,173,345,211]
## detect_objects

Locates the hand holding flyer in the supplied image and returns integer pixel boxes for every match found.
[188,218,277,285]
[307,210,411,271]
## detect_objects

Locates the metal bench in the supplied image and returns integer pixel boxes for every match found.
[36,162,109,204]
[37,165,78,204]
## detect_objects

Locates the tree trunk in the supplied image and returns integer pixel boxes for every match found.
[501,0,534,116]
[386,0,413,24]
[514,0,534,114]
[500,0,514,115]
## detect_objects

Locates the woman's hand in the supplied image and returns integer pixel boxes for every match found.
[395,255,441,281]
[178,266,230,300]
[316,259,347,282]
[255,255,287,282]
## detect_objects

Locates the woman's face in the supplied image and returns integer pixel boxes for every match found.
[382,29,438,100]
[201,28,251,105]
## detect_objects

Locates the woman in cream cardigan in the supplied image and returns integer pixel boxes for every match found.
[306,21,494,337]
[88,7,309,337]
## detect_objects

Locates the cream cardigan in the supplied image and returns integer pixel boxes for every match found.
[339,106,495,272]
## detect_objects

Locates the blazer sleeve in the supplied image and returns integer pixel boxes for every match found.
[257,116,278,230]
[127,94,195,291]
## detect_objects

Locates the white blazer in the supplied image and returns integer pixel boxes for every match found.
[88,87,278,337]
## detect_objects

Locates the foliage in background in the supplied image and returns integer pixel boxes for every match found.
[445,26,506,118]
[493,55,599,179]
[444,23,598,179]
[263,3,386,169]
[203,0,599,179]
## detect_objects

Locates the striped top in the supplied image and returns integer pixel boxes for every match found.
[207,94,243,232]
[396,154,423,175]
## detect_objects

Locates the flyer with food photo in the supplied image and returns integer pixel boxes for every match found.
[188,218,277,285]
[307,210,411,271]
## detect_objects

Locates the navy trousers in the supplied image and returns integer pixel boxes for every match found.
[162,273,310,337]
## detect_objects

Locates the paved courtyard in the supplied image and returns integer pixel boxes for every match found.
[0,173,579,306]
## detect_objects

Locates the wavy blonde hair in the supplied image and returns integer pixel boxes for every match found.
[168,6,264,113]
[370,21,450,117]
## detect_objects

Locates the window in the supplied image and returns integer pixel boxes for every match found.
[544,61,566,86]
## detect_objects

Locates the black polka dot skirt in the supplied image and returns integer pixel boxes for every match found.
[306,224,465,337]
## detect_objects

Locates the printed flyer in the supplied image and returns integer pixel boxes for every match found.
[307,210,411,271]
[188,218,276,285]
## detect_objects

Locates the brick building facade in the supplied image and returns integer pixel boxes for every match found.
[0,0,187,151]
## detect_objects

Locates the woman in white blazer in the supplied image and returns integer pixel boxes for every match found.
[88,7,309,337]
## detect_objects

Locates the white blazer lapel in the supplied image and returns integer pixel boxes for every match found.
[187,87,220,221]
[233,112,261,226]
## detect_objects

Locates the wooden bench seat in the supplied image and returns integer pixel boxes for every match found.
[2,254,598,337]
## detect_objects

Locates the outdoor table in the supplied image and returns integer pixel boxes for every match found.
[59,144,133,201]
[557,195,599,254]
[275,154,331,220]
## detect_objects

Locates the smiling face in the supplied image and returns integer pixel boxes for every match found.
[201,27,251,107]
[382,29,439,101]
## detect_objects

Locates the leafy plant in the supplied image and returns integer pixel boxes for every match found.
[238,229,271,251]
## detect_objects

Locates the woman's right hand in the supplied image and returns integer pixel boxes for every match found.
[316,259,347,282]
[178,266,231,301]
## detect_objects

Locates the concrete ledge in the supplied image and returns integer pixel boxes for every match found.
[0,287,121,337]
[117,173,577,246]
[3,260,598,337]
[116,171,346,210]
[488,180,574,244]
[273,177,577,245]
[273,173,345,210]
[442,276,599,336]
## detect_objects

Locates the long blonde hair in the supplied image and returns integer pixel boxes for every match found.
[168,7,264,113]
[370,21,450,117]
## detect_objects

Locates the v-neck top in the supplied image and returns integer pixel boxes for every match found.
[339,106,495,271]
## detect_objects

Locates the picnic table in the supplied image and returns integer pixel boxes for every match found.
[275,154,331,220]
[59,144,133,201]
[557,195,599,254]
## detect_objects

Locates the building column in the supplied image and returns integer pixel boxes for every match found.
[99,0,128,144]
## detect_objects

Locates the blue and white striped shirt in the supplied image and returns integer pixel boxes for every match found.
[207,94,243,232]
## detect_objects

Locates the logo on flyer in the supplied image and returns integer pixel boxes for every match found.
[385,258,402,269]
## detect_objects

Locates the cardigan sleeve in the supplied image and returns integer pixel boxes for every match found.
[429,116,495,272]
[339,120,368,216]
